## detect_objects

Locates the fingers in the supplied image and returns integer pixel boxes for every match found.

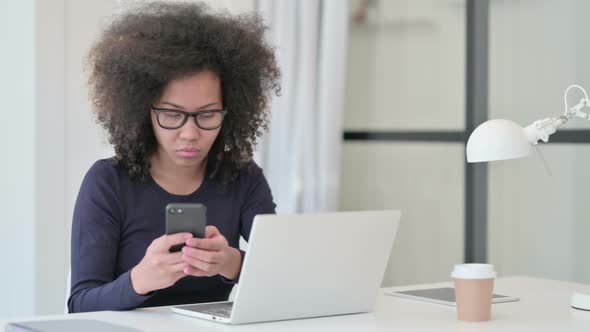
[152,233,193,252]
[170,262,188,282]
[183,254,217,273]
[144,251,184,268]
[171,261,188,273]
[185,226,227,250]
[185,237,225,251]
[184,265,210,277]
[205,225,220,239]
[162,251,185,265]
[166,232,194,247]
[182,246,221,263]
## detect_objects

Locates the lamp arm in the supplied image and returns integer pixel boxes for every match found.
[524,116,567,145]
[525,84,590,145]
[563,84,590,117]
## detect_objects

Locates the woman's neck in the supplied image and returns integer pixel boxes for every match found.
[149,151,207,195]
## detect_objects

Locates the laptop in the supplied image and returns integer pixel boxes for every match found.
[171,210,401,325]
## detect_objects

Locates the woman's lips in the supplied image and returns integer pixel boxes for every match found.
[176,147,200,158]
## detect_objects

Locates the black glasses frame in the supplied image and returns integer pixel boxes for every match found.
[151,107,228,130]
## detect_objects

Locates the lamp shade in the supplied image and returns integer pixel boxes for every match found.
[466,119,533,163]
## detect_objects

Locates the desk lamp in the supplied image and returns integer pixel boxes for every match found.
[465,84,590,311]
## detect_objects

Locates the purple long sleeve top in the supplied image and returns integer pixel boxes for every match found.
[68,158,275,313]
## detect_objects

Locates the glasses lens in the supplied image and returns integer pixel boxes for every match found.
[158,111,185,129]
[196,111,224,129]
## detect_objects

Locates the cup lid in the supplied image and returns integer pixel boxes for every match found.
[451,263,497,279]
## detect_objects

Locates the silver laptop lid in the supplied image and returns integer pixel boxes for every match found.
[230,210,401,324]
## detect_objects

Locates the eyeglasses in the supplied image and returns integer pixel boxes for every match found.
[151,107,228,130]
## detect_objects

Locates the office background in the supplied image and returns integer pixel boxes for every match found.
[1,0,589,321]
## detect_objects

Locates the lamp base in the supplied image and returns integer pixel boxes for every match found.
[571,292,590,311]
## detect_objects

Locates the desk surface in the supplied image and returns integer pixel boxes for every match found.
[3,276,590,331]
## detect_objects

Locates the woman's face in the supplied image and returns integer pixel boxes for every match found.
[151,70,223,170]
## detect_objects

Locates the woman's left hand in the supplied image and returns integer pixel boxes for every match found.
[182,225,242,280]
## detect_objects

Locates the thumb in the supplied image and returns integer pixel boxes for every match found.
[163,232,193,249]
[205,225,220,239]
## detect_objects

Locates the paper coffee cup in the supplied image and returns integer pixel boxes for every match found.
[451,264,496,322]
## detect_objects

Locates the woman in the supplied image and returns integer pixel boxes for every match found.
[68,1,280,313]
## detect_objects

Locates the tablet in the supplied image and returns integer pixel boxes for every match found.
[386,287,519,306]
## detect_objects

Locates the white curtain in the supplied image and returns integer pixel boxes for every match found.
[254,0,349,213]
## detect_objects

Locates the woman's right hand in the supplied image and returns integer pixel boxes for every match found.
[130,233,193,295]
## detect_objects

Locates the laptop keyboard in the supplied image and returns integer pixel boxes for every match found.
[187,302,234,318]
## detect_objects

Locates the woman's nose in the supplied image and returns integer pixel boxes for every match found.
[178,117,201,140]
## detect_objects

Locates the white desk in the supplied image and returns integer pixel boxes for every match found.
[3,276,590,331]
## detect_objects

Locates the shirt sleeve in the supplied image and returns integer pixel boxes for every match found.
[239,163,277,241]
[68,161,152,313]
[221,162,276,284]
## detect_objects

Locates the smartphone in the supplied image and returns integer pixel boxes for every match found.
[165,203,207,252]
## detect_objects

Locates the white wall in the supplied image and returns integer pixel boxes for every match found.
[344,0,465,131]
[0,0,36,320]
[340,0,466,286]
[0,0,112,320]
[35,0,66,316]
[340,143,464,286]
[0,0,254,319]
[63,1,119,300]
[488,0,590,283]
[342,0,590,286]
